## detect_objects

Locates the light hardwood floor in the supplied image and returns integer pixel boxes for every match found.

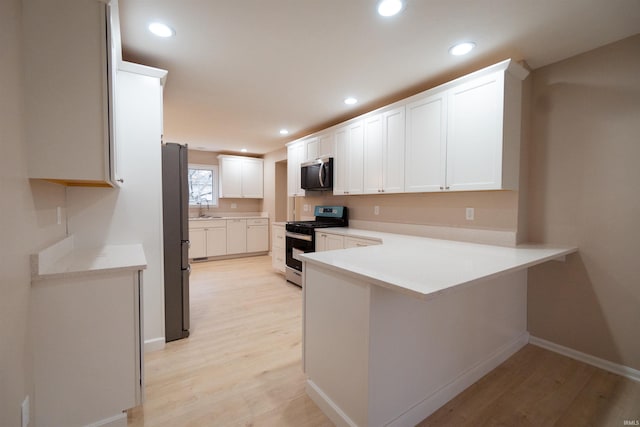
[128,255,640,427]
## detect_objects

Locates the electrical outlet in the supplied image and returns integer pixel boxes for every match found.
[231,203,237,209]
[374,206,380,215]
[303,204,309,212]
[466,207,475,221]
[56,206,62,225]
[21,395,29,427]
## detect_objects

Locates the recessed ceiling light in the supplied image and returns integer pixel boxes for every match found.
[148,22,175,38]
[241,148,248,153]
[377,0,404,17]
[344,97,358,105]
[279,129,289,135]
[449,42,476,56]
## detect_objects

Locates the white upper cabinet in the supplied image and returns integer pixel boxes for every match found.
[288,59,527,196]
[23,0,120,187]
[363,106,406,194]
[287,140,306,197]
[334,120,364,195]
[406,60,528,192]
[218,155,264,198]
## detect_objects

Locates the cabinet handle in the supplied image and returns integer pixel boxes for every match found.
[117,178,124,183]
[445,186,450,190]
[439,186,444,190]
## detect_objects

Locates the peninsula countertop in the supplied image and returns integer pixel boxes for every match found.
[300,228,577,300]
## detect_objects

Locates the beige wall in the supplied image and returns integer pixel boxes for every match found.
[0,1,68,424]
[295,191,519,230]
[527,34,640,369]
[262,148,287,223]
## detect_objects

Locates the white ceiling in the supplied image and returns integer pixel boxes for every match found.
[118,0,640,155]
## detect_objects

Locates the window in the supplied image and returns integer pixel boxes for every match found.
[188,164,218,207]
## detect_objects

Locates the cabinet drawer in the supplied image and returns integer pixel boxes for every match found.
[189,219,226,229]
[247,218,268,226]
[272,226,286,249]
[344,236,380,249]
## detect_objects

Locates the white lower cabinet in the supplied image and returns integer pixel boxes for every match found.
[32,269,143,426]
[189,219,227,258]
[272,224,286,273]
[315,231,380,251]
[247,218,269,252]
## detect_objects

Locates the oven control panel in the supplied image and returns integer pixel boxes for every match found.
[314,206,345,218]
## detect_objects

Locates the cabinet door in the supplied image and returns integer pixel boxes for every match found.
[317,132,335,158]
[226,219,247,254]
[363,114,383,194]
[272,225,286,249]
[219,156,243,198]
[206,227,227,257]
[382,106,406,193]
[405,92,447,192]
[333,127,348,195]
[305,137,319,161]
[241,158,264,198]
[189,228,206,258]
[247,225,269,252]
[347,121,364,195]
[24,0,113,185]
[287,141,306,197]
[344,237,378,249]
[326,234,345,251]
[446,71,504,191]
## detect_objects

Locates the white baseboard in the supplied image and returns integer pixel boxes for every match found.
[85,412,127,427]
[388,332,530,427]
[144,337,165,353]
[529,336,640,383]
[306,380,358,427]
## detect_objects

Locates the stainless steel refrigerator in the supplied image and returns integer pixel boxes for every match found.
[162,142,190,341]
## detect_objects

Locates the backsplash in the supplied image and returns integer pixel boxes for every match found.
[292,190,519,231]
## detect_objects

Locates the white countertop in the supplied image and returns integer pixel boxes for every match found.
[300,228,577,300]
[32,236,147,281]
[189,214,268,221]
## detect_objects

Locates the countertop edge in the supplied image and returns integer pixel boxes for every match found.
[301,229,578,300]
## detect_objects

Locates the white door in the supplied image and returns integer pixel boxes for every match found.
[247,225,268,252]
[241,158,264,198]
[382,106,405,193]
[188,228,206,258]
[206,227,227,257]
[363,114,383,194]
[346,120,364,195]
[333,126,348,195]
[446,71,503,191]
[219,156,243,198]
[226,219,247,254]
[404,92,447,192]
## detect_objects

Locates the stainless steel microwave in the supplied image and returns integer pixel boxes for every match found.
[301,157,333,191]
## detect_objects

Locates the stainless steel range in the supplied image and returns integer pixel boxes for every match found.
[285,206,348,286]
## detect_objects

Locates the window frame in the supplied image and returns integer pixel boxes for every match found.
[187,163,219,208]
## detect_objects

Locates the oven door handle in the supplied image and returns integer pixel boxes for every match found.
[286,231,313,242]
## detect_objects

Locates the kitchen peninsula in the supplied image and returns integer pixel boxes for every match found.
[300,230,577,427]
